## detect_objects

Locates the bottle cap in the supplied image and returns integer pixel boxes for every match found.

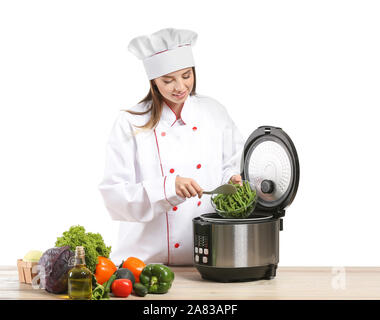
[75,246,85,257]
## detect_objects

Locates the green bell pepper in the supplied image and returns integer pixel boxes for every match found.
[139,264,174,294]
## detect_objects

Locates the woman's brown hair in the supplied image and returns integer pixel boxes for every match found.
[125,67,197,130]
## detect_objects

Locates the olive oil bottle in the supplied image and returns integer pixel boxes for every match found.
[68,246,92,300]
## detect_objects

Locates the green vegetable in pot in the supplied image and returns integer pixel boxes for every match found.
[212,181,257,218]
[139,264,174,294]
[55,225,111,273]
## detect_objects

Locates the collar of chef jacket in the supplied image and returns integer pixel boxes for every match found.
[160,94,194,127]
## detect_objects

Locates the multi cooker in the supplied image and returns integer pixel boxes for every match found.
[192,126,300,282]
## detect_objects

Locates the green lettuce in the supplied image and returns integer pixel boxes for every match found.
[55,225,111,273]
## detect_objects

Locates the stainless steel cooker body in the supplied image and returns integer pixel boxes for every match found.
[208,217,280,268]
[193,213,281,282]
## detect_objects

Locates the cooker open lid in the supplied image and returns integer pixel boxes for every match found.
[241,126,300,217]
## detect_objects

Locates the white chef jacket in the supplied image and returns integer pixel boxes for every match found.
[99,93,245,266]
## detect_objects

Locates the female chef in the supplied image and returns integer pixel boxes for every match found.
[99,28,245,266]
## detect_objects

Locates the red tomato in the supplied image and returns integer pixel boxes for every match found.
[111,279,132,298]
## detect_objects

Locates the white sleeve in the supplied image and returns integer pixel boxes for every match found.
[219,105,246,185]
[98,112,185,223]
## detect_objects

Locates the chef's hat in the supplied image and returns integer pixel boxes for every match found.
[128,28,198,80]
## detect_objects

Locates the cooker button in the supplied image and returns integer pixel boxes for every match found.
[195,255,199,263]
[202,256,208,264]
[199,248,203,254]
[204,248,208,255]
[195,247,198,253]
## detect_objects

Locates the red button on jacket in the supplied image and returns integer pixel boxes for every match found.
[173,206,178,211]
[192,127,197,131]
[174,243,180,248]
[197,201,201,207]
[196,164,201,169]
[161,132,166,137]
[170,169,175,174]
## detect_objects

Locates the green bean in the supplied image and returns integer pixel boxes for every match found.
[212,181,257,218]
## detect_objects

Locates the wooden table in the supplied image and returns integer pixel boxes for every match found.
[1,266,380,300]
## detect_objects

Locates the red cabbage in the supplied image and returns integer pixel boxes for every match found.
[38,246,74,294]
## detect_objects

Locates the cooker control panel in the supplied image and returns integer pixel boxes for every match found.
[193,218,212,266]
[194,234,210,264]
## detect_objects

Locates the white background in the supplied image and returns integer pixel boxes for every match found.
[1,0,379,267]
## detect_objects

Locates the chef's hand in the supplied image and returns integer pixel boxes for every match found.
[229,174,243,186]
[175,176,203,199]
